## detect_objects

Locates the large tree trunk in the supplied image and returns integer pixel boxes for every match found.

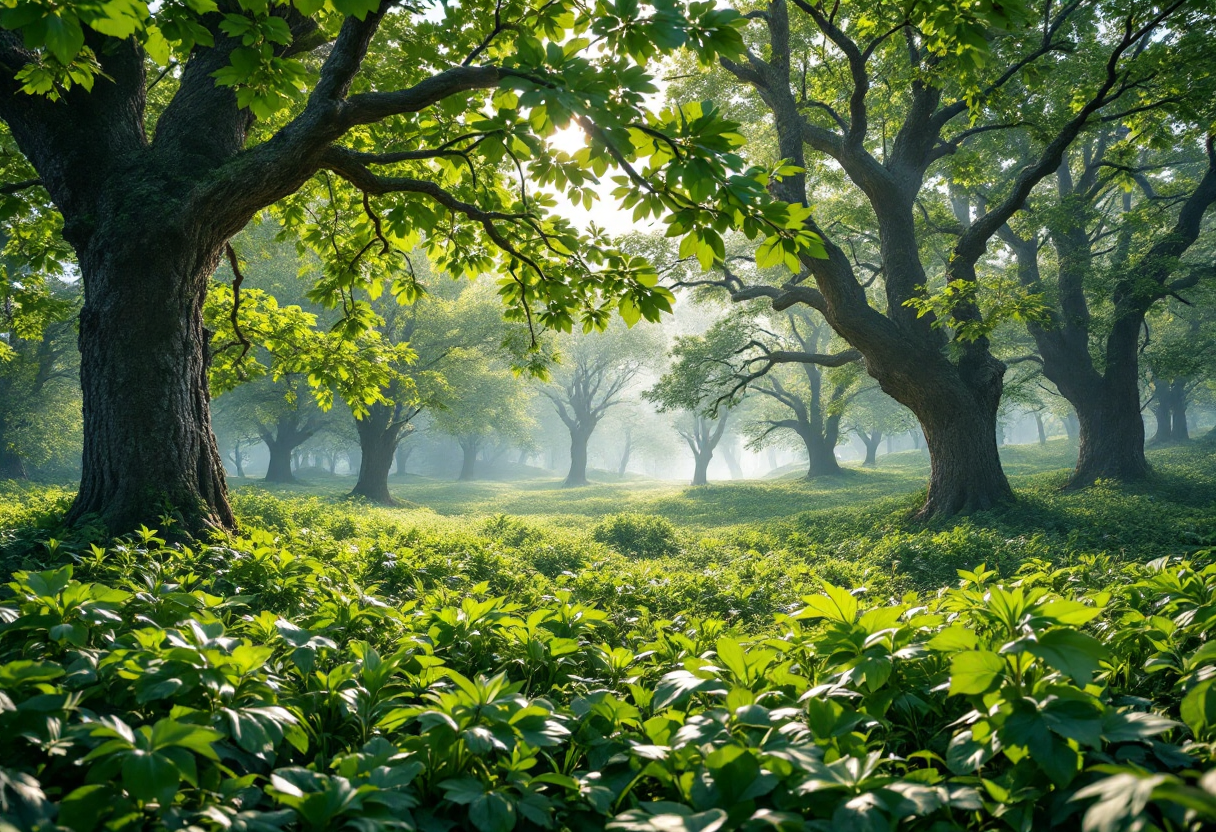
[351,404,403,504]
[265,441,295,483]
[1070,387,1148,486]
[68,245,234,533]
[918,400,1013,516]
[565,427,591,487]
[691,451,711,486]
[1152,393,1173,445]
[803,429,842,477]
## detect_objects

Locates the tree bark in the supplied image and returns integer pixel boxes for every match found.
[918,400,1012,515]
[565,428,591,487]
[458,438,480,481]
[617,428,633,476]
[69,242,234,533]
[1172,381,1190,441]
[1034,412,1047,446]
[260,409,318,484]
[350,402,406,504]
[230,439,246,478]
[1070,390,1148,486]
[395,443,413,476]
[1152,393,1173,445]
[860,430,881,466]
[691,451,711,486]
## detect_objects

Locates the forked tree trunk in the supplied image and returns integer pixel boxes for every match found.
[68,244,234,533]
[230,439,246,478]
[804,429,842,477]
[351,403,405,504]
[861,431,881,466]
[565,427,592,487]
[395,443,413,476]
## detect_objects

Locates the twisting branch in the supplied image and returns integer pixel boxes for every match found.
[224,243,252,365]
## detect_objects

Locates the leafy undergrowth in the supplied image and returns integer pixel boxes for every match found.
[3,522,1216,832]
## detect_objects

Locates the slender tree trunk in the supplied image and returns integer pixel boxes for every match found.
[395,443,413,477]
[721,442,744,479]
[885,434,893,453]
[328,452,338,475]
[1063,411,1079,442]
[1152,393,1173,445]
[1034,412,1047,445]
[565,427,591,487]
[617,428,633,476]
[1173,382,1190,441]
[230,439,245,478]
[68,243,234,532]
[458,439,479,481]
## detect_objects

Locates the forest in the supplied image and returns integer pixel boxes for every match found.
[1,0,1216,830]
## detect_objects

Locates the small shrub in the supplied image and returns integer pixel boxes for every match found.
[592,512,681,558]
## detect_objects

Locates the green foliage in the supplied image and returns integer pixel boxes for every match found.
[3,505,1216,830]
[592,512,681,558]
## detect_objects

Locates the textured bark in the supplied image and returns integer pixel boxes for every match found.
[919,399,1012,515]
[69,238,234,532]
[1070,393,1148,486]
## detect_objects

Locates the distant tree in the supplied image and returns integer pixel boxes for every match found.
[348,278,517,503]
[544,323,660,486]
[430,348,535,480]
[844,381,917,467]
[0,278,79,478]
[646,326,734,486]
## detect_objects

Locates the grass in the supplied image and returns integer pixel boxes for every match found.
[4,440,1216,831]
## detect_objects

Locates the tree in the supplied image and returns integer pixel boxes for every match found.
[349,278,514,503]
[680,0,1194,516]
[1144,287,1216,445]
[996,126,1216,484]
[0,278,79,478]
[0,0,812,533]
[844,382,916,467]
[429,347,535,480]
[545,322,659,486]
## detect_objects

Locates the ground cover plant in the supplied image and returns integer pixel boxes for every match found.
[4,446,1216,830]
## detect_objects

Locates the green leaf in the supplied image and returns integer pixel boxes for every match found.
[469,790,516,832]
[1027,629,1109,685]
[122,750,180,805]
[948,651,1005,696]
[927,626,979,652]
